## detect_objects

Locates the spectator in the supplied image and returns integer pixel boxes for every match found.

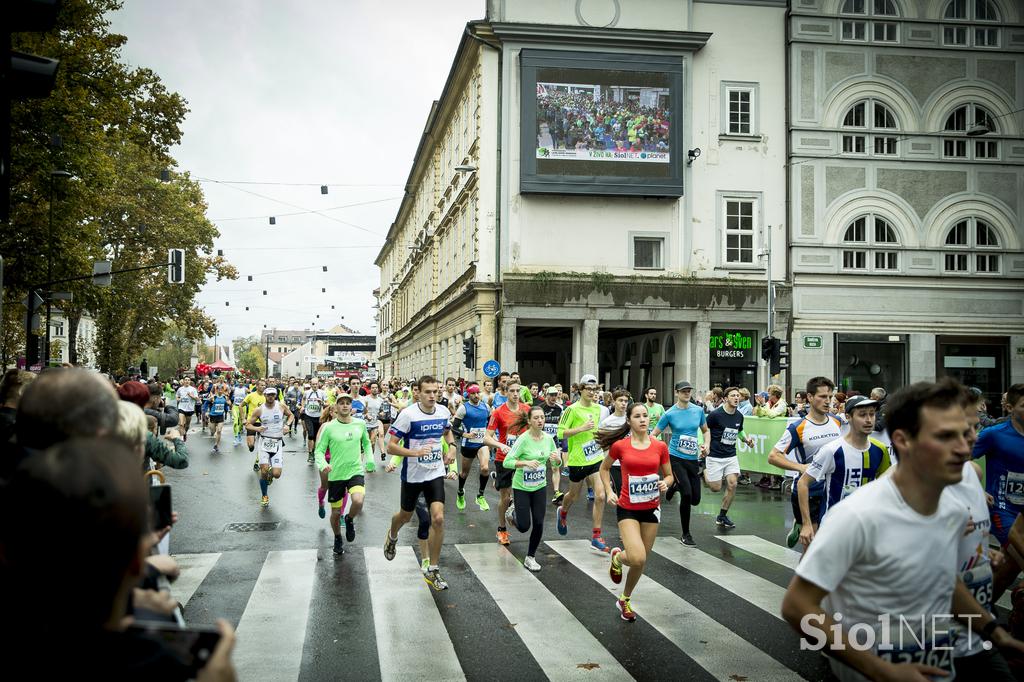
[755,385,788,418]
[118,381,188,470]
[0,436,237,679]
[737,388,754,416]
[143,382,180,435]
[0,369,36,448]
[870,386,888,432]
[969,387,1000,429]
[114,401,149,463]
[832,392,847,415]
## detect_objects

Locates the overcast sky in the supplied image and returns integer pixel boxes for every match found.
[107,0,482,344]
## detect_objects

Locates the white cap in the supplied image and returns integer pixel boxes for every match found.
[579,374,598,385]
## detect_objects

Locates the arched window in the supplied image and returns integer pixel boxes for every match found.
[842,216,900,271]
[943,103,998,160]
[841,0,900,42]
[943,0,1001,47]
[943,218,1001,274]
[841,100,899,156]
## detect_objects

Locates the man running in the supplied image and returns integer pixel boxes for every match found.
[538,386,565,505]
[438,377,462,411]
[242,379,267,454]
[768,376,843,548]
[651,380,710,546]
[363,381,384,464]
[284,379,303,437]
[246,386,294,508]
[346,379,375,472]
[302,378,328,465]
[643,387,665,439]
[207,384,230,454]
[556,374,612,553]
[704,386,755,529]
[175,377,199,441]
[485,379,530,546]
[231,380,248,446]
[316,394,371,555]
[384,375,456,591]
[493,372,510,408]
[451,383,492,512]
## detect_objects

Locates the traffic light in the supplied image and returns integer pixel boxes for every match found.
[167,248,185,284]
[462,336,476,370]
[761,336,774,362]
[768,337,790,376]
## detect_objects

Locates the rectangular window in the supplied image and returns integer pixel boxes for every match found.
[943,139,967,158]
[727,88,752,135]
[633,237,664,269]
[943,26,967,45]
[975,140,999,159]
[52,323,64,337]
[873,22,897,42]
[875,251,898,270]
[724,198,756,264]
[944,253,968,272]
[874,136,897,155]
[842,20,867,41]
[843,250,867,269]
[976,254,1000,273]
[975,28,999,47]
[843,135,866,153]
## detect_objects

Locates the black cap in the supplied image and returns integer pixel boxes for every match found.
[674,381,694,391]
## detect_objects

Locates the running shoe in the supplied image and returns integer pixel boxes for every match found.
[716,515,736,529]
[587,487,595,501]
[609,548,623,584]
[333,535,344,556]
[261,495,269,508]
[738,474,751,486]
[787,522,802,548]
[424,568,449,591]
[365,460,376,473]
[252,460,259,473]
[421,558,430,574]
[590,536,610,553]
[497,529,510,546]
[551,490,565,506]
[475,495,490,512]
[384,532,397,561]
[307,454,314,465]
[557,506,568,535]
[617,596,637,622]
[345,515,356,542]
[681,533,696,546]
[524,556,541,572]
[505,503,516,525]
[456,492,466,510]
[318,505,325,519]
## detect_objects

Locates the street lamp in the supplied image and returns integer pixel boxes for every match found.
[44,170,73,366]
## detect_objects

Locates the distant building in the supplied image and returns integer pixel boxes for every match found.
[47,310,97,369]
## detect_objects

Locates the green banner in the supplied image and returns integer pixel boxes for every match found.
[735,416,798,475]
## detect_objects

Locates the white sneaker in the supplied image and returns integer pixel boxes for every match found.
[505,503,516,524]
[524,556,541,572]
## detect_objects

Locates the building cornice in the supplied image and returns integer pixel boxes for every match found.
[488,22,712,51]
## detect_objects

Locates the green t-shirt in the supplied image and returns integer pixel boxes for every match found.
[519,386,533,405]
[503,431,557,491]
[557,402,608,467]
[645,402,666,440]
[315,419,370,482]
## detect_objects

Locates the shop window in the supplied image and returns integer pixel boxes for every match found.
[836,334,907,395]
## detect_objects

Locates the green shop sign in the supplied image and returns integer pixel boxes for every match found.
[709,329,756,366]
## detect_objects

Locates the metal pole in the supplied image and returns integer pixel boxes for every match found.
[766,224,773,338]
[45,174,53,366]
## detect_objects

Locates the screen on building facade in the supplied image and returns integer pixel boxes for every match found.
[520,50,684,197]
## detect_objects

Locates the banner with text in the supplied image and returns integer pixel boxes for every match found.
[734,416,799,475]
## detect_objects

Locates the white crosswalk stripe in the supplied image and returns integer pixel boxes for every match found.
[717,534,801,570]
[168,552,221,607]
[546,539,799,681]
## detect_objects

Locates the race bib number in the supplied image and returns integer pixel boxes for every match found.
[465,429,485,444]
[673,434,698,457]
[418,446,443,465]
[628,474,660,503]
[721,428,738,446]
[543,423,558,437]
[261,437,280,454]
[879,639,954,680]
[964,562,994,610]
[305,400,322,416]
[505,434,517,447]
[210,403,225,416]
[522,467,546,486]
[1005,472,1024,506]
[582,439,602,462]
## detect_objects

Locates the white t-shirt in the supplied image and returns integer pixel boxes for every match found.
[796,477,965,681]
[232,386,248,405]
[176,386,198,412]
[388,402,452,483]
[773,414,844,480]
[945,462,992,658]
[600,413,627,467]
[303,389,326,418]
[362,395,383,426]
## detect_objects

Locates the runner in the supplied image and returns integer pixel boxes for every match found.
[302,378,328,465]
[796,395,892,547]
[451,383,492,512]
[601,402,672,623]
[493,372,510,408]
[363,381,384,466]
[315,394,371,555]
[207,384,230,454]
[197,378,213,434]
[484,379,530,547]
[377,382,394,462]
[284,379,303,437]
[314,404,339,519]
[651,380,709,546]
[383,375,456,591]
[231,380,248,446]
[246,387,295,508]
[781,379,1024,681]
[242,379,267,454]
[538,386,566,505]
[438,377,462,411]
[973,383,1024,601]
[704,387,755,530]
[600,390,630,495]
[175,377,199,441]
[643,387,665,440]
[556,374,612,553]
[347,378,375,472]
[767,376,843,548]
[502,404,561,571]
[481,379,495,408]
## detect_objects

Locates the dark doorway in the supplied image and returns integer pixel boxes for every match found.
[516,326,572,388]
[937,336,1009,418]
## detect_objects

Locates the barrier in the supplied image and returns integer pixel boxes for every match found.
[734,416,799,476]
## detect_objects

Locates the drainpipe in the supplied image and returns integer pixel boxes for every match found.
[783,6,793,398]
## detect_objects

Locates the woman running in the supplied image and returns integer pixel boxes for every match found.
[502,404,561,572]
[598,403,673,622]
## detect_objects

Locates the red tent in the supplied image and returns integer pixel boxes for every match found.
[209,359,234,371]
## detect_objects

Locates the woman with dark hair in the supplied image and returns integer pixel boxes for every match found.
[0,369,35,446]
[598,403,672,623]
[503,404,560,572]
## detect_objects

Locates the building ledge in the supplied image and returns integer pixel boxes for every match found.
[488,22,712,51]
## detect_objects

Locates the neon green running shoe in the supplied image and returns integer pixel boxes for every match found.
[476,495,490,512]
[421,558,429,574]
[787,522,802,548]
[365,460,376,473]
[456,491,466,510]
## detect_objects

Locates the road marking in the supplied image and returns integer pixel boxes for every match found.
[365,546,464,682]
[457,543,632,681]
[717,535,801,570]
[234,549,317,682]
[547,540,797,681]
[652,542,787,620]
[169,552,221,607]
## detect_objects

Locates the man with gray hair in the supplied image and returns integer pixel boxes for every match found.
[13,368,119,455]
[870,386,888,434]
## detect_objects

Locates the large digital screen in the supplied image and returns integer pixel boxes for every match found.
[520,51,684,197]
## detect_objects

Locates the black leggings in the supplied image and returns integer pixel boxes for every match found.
[513,487,547,557]
[671,457,701,535]
[414,498,430,540]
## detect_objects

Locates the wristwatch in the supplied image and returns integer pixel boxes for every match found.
[981,619,1001,642]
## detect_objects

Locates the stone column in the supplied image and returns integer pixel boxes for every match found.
[692,320,711,391]
[500,315,518,371]
[581,318,600,376]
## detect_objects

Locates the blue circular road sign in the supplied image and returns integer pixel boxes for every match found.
[482,360,501,378]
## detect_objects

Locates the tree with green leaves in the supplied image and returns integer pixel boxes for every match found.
[237,345,266,378]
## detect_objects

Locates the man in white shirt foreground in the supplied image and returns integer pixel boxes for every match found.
[782,378,1024,681]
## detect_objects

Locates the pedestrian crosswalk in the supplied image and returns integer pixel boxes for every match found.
[170,532,832,681]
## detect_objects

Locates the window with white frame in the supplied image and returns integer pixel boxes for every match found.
[841,100,898,156]
[633,236,665,270]
[943,0,1000,47]
[942,103,998,160]
[721,82,758,136]
[723,197,757,265]
[840,0,900,44]
[943,218,1001,274]
[841,215,901,272]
